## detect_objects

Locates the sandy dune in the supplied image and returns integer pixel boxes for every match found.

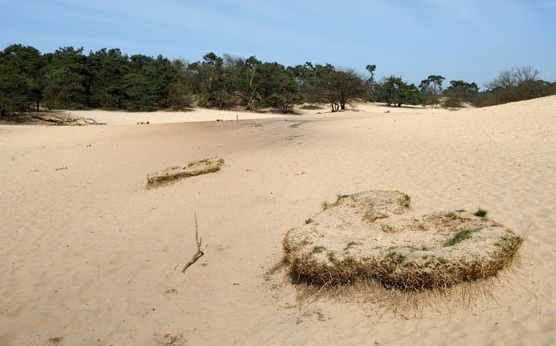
[1,97,555,345]
[69,107,318,125]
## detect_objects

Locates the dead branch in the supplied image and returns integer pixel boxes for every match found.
[181,213,204,273]
[29,112,105,126]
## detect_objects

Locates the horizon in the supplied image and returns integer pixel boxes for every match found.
[1,0,555,87]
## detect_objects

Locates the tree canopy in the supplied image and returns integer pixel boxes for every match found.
[1,44,554,116]
[479,66,553,106]
[304,67,368,111]
[443,80,479,107]
[419,75,445,105]
[373,76,423,107]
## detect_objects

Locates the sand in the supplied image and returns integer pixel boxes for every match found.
[1,97,555,345]
[68,107,320,125]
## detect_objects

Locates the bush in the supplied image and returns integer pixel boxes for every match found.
[479,66,553,106]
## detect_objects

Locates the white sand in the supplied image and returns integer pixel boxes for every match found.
[69,107,320,125]
[1,97,555,345]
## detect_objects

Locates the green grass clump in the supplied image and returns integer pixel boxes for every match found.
[444,229,477,247]
[322,194,349,211]
[474,208,488,217]
[312,246,326,254]
[305,218,314,224]
[387,252,406,263]
[398,193,411,208]
[344,241,362,251]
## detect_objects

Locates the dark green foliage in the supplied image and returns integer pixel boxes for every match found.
[2,44,554,116]
[87,48,129,109]
[444,229,477,247]
[312,246,325,254]
[42,47,89,109]
[191,52,236,109]
[0,45,193,113]
[419,75,445,105]
[473,208,487,217]
[443,80,479,108]
[373,76,423,107]
[187,54,302,112]
[256,61,302,113]
[0,44,43,115]
[303,67,368,111]
[44,66,87,109]
[365,64,376,83]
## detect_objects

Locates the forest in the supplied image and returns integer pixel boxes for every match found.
[1,44,555,116]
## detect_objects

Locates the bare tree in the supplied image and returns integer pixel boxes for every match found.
[482,66,549,106]
[487,66,540,90]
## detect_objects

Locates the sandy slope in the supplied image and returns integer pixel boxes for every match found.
[1,97,555,345]
[69,107,321,125]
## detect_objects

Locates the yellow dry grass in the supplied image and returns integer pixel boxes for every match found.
[146,157,224,187]
[283,191,523,290]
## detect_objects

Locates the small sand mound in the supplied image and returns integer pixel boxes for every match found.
[147,157,224,187]
[283,190,522,290]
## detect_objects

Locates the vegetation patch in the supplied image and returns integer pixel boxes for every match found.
[344,241,362,251]
[283,190,522,291]
[312,246,326,254]
[299,104,324,110]
[444,229,477,247]
[322,194,349,211]
[147,157,224,188]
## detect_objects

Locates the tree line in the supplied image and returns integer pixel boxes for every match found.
[1,44,555,116]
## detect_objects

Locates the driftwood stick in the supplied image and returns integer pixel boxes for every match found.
[181,213,204,273]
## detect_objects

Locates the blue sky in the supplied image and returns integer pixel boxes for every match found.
[1,0,555,86]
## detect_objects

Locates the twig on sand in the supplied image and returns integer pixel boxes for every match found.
[181,213,204,273]
[524,203,556,238]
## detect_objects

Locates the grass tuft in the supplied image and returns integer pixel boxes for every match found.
[312,246,326,254]
[387,252,406,263]
[398,193,411,208]
[322,194,349,211]
[444,229,476,247]
[147,157,224,187]
[474,208,488,217]
[344,241,362,251]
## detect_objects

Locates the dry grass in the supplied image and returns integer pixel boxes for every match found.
[283,191,523,291]
[147,157,224,187]
[285,233,522,290]
[322,194,349,211]
[291,260,524,316]
[263,246,525,317]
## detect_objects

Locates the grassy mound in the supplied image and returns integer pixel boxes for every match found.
[147,157,224,187]
[283,191,522,290]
